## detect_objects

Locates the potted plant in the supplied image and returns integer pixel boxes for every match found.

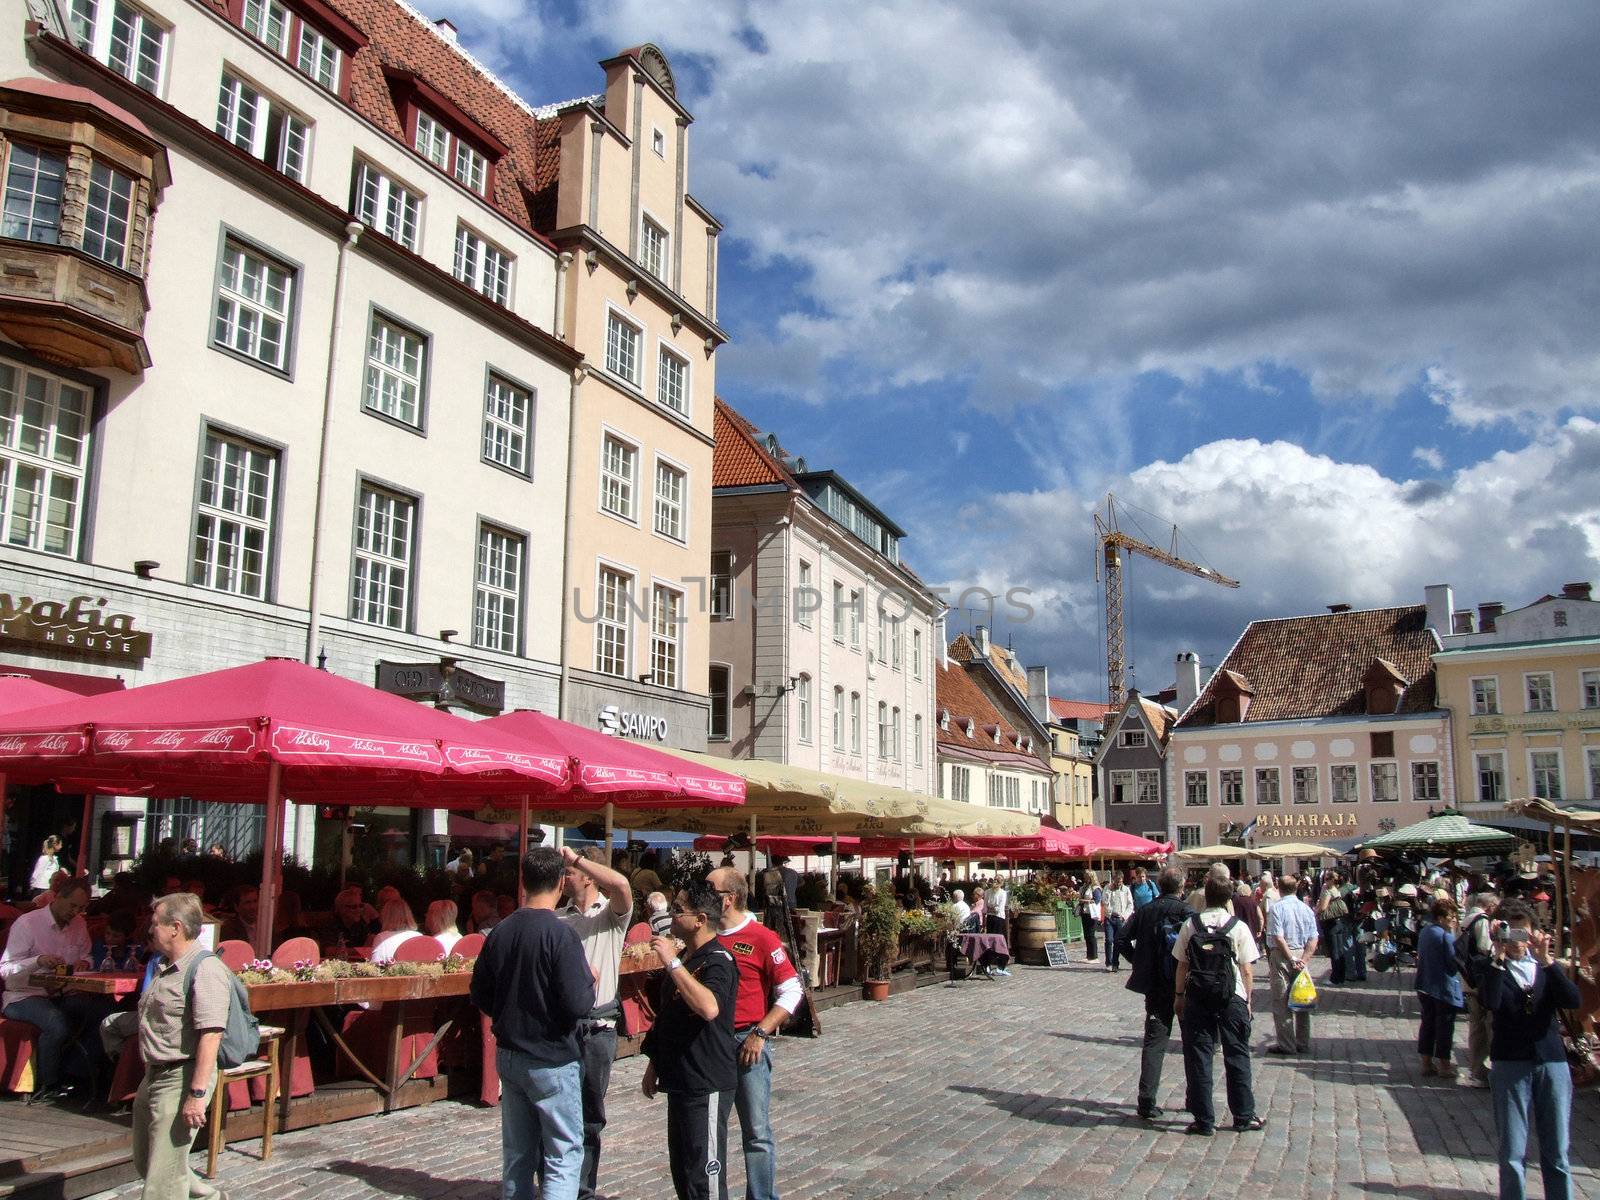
[857,885,901,1001]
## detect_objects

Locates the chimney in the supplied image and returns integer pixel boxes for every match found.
[1327,603,1352,614]
[1175,651,1202,713]
[1451,610,1476,635]
[975,625,990,655]
[1478,602,1503,633]
[1562,582,1592,601]
[434,17,458,40]
[1026,666,1050,724]
[1424,584,1453,636]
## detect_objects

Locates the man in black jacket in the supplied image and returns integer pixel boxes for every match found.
[1116,865,1193,1120]
[1480,900,1580,1200]
[471,848,595,1200]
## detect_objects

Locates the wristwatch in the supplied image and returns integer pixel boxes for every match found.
[667,957,684,972]
[187,1086,207,1099]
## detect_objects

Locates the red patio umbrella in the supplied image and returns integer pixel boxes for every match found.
[1060,824,1173,857]
[0,674,83,879]
[0,659,574,951]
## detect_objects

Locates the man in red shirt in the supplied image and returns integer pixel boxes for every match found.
[707,868,803,1200]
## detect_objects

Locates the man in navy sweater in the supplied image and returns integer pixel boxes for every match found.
[1480,899,1581,1200]
[471,848,596,1200]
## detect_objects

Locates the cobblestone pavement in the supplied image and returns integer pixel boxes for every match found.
[93,959,1599,1200]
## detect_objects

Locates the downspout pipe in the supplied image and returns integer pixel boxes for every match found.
[557,364,586,716]
[304,220,364,666]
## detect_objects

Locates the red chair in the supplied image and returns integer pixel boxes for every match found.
[217,939,254,971]
[624,922,654,946]
[248,937,319,1107]
[341,936,444,1084]
[0,1017,38,1095]
[392,936,444,963]
[270,937,320,969]
[453,933,485,959]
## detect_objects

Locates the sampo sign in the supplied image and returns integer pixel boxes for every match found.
[0,593,152,659]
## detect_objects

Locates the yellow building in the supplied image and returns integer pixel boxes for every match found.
[1046,698,1108,827]
[1429,582,1600,813]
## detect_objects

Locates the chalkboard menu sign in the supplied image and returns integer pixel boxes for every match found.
[1043,940,1069,968]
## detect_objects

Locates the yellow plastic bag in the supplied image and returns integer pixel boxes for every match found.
[1288,968,1317,1010]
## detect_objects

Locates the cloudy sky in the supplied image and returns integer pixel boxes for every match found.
[444,0,1600,701]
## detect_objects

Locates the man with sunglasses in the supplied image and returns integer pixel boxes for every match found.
[642,882,738,1200]
[708,868,803,1200]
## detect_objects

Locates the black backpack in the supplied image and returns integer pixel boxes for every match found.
[1184,914,1240,1007]
[183,950,262,1069]
[1453,913,1492,989]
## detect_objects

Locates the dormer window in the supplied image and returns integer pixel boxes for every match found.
[938,708,949,731]
[234,0,361,95]
[962,718,974,738]
[410,109,493,196]
[387,69,504,201]
[216,71,310,183]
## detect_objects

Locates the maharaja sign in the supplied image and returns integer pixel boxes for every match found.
[1254,811,1361,838]
[0,592,152,659]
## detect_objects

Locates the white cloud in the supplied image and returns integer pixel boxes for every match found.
[572,0,1600,425]
[932,418,1600,700]
[1412,446,1445,471]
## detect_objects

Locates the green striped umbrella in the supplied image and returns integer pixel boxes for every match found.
[1358,812,1521,856]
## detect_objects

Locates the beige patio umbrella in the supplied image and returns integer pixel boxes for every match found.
[1259,842,1342,858]
[1176,844,1252,862]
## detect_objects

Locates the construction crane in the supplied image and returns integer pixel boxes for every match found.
[1095,493,1240,706]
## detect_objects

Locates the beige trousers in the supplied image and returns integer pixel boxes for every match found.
[132,1062,219,1200]
[1268,946,1312,1053]
[1466,991,1492,1078]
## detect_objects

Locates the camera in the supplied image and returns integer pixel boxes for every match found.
[1494,926,1531,944]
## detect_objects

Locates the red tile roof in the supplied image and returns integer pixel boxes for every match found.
[947,633,1031,693]
[1049,697,1114,723]
[1178,605,1440,728]
[935,660,1050,771]
[713,398,796,489]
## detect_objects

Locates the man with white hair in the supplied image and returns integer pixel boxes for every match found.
[949,890,971,928]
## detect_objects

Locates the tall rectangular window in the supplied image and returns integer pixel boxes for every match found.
[1587,748,1600,802]
[0,360,91,557]
[472,524,523,653]
[890,707,902,761]
[850,692,861,754]
[710,550,732,619]
[848,589,861,647]
[1291,765,1319,805]
[708,666,729,741]
[2,144,65,244]
[1475,753,1505,805]
[1136,769,1160,804]
[1530,751,1562,800]
[1219,768,1243,805]
[650,585,682,689]
[796,675,812,743]
[1177,825,1202,851]
[1331,764,1358,803]
[913,629,923,678]
[1525,672,1555,713]
[1411,760,1441,803]
[192,430,275,599]
[640,216,668,279]
[69,0,168,93]
[1470,676,1500,716]
[349,484,414,629]
[796,561,812,628]
[605,312,641,385]
[950,764,970,803]
[657,347,688,415]
[914,714,923,766]
[482,374,530,473]
[296,24,341,90]
[1582,669,1600,710]
[832,686,843,749]
[352,163,421,251]
[213,239,293,370]
[1370,761,1399,802]
[831,582,844,640]
[876,606,886,662]
[362,314,426,427]
[241,0,288,51]
[890,616,902,670]
[414,112,448,168]
[877,702,889,760]
[453,226,511,305]
[1255,767,1281,805]
[1110,770,1133,804]
[594,567,631,677]
[81,163,134,267]
[453,142,487,195]
[216,72,309,182]
[599,434,636,520]
[1184,771,1208,806]
[653,460,685,541]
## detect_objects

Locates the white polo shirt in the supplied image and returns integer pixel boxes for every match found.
[1172,907,1260,1002]
[559,895,629,1010]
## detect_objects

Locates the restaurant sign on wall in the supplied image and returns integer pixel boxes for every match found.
[0,592,152,659]
[1253,811,1362,839]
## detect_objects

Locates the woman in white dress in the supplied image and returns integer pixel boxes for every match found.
[423,899,462,954]
[368,898,422,961]
[29,835,62,894]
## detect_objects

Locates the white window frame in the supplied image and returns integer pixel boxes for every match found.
[216,71,310,182]
[710,550,733,620]
[1524,672,1555,713]
[650,456,687,544]
[1177,824,1202,852]
[453,141,487,195]
[1134,769,1159,805]
[1370,760,1400,803]
[1470,675,1500,716]
[598,431,638,523]
[352,161,422,252]
[890,615,902,671]
[1331,763,1359,803]
[796,674,812,744]
[890,707,902,762]
[472,523,524,654]
[656,343,689,416]
[1290,765,1319,805]
[1411,760,1441,803]
[649,582,683,689]
[831,686,844,750]
[604,308,643,387]
[912,628,923,678]
[831,582,845,641]
[1255,766,1281,806]
[1183,770,1208,807]
[1581,669,1600,711]
[69,0,168,93]
[192,428,276,600]
[349,483,415,630]
[241,0,288,52]
[1474,752,1506,805]
[640,213,669,280]
[295,22,341,90]
[848,589,861,648]
[1219,768,1244,806]
[482,372,532,475]
[0,358,92,558]
[414,111,449,169]
[877,702,889,760]
[1120,728,1147,748]
[850,692,861,754]
[796,561,812,628]
[651,126,665,157]
[1109,769,1134,805]
[950,764,970,803]
[81,161,134,268]
[1528,749,1563,801]
[914,714,924,767]
[1,143,65,245]
[594,563,634,678]
[362,312,427,428]
[875,606,886,662]
[453,224,512,305]
[212,236,294,372]
[1587,747,1600,803]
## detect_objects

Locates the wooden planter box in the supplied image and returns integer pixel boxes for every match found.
[245,972,473,1012]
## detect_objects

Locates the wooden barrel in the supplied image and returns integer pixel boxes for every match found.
[1012,911,1058,965]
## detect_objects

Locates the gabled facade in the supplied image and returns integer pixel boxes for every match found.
[1048,696,1113,826]
[1168,603,1450,852]
[1096,691,1176,842]
[936,636,1054,818]
[704,400,940,790]
[1429,581,1600,812]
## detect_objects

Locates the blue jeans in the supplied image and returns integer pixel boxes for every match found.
[733,1029,777,1200]
[3,993,109,1092]
[1491,1059,1572,1200]
[498,1050,583,1200]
